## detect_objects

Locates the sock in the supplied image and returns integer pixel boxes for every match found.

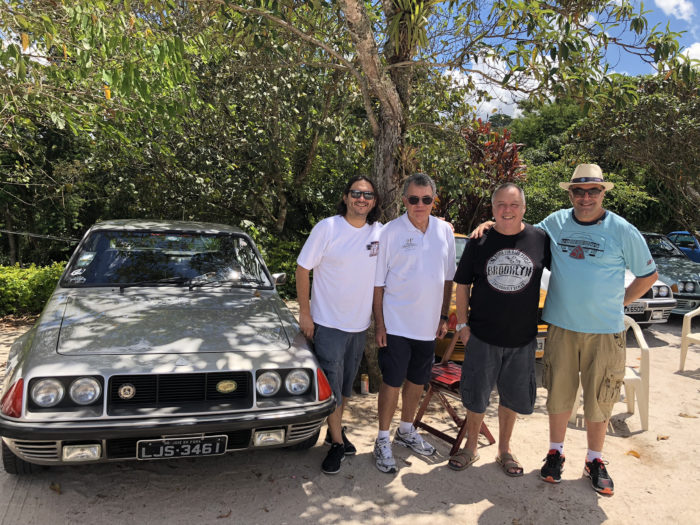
[378,430,390,440]
[586,450,602,462]
[549,442,564,454]
[399,421,413,434]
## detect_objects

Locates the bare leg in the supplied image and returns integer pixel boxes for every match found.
[327,397,347,444]
[378,383,401,431]
[463,409,484,455]
[497,405,517,457]
[400,380,425,423]
[586,420,608,453]
[549,411,571,444]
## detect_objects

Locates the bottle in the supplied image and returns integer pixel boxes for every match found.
[360,374,369,394]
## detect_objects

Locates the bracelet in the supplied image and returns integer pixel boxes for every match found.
[455,323,469,331]
[440,314,449,321]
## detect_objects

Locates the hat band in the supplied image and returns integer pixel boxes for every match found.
[571,177,604,184]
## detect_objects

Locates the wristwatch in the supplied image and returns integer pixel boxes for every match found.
[455,323,469,331]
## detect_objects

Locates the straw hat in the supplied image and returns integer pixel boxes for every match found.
[558,164,615,191]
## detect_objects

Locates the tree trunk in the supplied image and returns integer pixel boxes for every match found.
[5,206,16,265]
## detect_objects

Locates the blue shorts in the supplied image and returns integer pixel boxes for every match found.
[313,324,366,406]
[459,333,536,415]
[378,334,435,388]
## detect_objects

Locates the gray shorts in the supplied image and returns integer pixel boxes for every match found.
[313,324,366,406]
[459,333,537,415]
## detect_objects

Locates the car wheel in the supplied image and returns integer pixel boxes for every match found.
[2,441,42,475]
[285,429,320,451]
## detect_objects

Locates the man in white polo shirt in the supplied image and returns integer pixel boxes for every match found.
[296,175,382,475]
[372,173,456,473]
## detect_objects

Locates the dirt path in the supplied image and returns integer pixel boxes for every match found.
[1,315,699,525]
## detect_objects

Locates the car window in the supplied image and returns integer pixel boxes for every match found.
[61,230,272,288]
[673,234,696,248]
[644,234,686,258]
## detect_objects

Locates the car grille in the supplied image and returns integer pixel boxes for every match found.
[676,299,700,311]
[105,431,252,459]
[10,440,61,461]
[108,372,253,415]
[287,419,325,442]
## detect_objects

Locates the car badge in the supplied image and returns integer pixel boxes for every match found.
[216,380,238,394]
[118,383,136,400]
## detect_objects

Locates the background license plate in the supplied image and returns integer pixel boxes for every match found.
[137,435,228,460]
[625,303,645,314]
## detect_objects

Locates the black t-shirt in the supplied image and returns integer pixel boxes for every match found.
[453,224,551,347]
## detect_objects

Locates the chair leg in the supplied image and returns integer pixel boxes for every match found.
[624,381,637,414]
[680,340,688,372]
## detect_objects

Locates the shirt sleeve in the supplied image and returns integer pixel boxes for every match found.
[296,220,328,271]
[374,226,390,287]
[444,224,456,280]
[623,224,657,277]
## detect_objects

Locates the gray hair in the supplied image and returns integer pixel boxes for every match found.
[491,182,526,207]
[402,173,436,196]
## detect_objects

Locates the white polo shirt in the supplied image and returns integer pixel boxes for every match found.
[374,214,456,340]
[297,215,382,332]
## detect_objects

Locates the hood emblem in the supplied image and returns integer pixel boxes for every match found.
[118,383,136,400]
[216,380,238,394]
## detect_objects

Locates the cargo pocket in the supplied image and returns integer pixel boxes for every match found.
[598,367,625,404]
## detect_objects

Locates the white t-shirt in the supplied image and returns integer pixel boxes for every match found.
[297,215,382,332]
[374,214,456,340]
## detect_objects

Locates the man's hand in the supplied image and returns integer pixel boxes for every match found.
[298,311,315,340]
[436,319,448,339]
[469,220,495,239]
[375,323,387,347]
[457,325,471,345]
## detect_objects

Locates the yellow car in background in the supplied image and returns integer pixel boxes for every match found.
[435,233,548,362]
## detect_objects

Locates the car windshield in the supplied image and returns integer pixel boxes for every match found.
[644,235,686,258]
[455,237,469,264]
[61,230,272,288]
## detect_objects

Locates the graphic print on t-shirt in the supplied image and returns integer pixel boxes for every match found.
[557,231,606,259]
[486,249,534,292]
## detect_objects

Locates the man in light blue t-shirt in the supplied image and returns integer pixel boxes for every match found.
[536,164,657,496]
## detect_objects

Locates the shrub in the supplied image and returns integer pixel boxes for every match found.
[0,262,66,316]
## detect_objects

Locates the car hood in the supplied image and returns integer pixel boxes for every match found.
[653,257,700,284]
[56,289,291,355]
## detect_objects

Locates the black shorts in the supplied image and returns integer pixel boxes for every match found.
[378,334,435,387]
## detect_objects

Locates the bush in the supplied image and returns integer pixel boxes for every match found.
[0,262,66,316]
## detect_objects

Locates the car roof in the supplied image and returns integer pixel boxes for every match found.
[87,219,246,235]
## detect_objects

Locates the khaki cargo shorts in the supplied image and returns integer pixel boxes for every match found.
[542,325,626,422]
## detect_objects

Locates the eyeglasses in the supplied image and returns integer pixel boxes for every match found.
[570,187,603,197]
[406,195,434,205]
[349,190,375,200]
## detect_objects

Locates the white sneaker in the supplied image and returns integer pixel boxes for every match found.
[373,437,397,473]
[394,427,436,456]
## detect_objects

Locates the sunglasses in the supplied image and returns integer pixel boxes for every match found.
[570,187,603,197]
[349,190,375,200]
[406,195,434,205]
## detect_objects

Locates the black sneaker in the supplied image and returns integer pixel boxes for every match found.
[584,458,615,495]
[323,426,356,455]
[540,449,565,483]
[321,443,345,475]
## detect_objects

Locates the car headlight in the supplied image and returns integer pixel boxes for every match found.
[678,282,685,292]
[285,370,310,395]
[656,286,669,297]
[69,377,102,405]
[685,282,696,293]
[31,379,65,408]
[256,371,282,397]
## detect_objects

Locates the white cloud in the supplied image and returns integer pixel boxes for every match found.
[684,41,700,60]
[654,0,696,22]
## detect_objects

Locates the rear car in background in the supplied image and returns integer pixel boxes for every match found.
[667,230,700,263]
[0,220,334,474]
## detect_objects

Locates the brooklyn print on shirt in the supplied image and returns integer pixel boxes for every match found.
[486,249,534,292]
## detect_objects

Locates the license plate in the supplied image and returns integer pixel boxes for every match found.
[624,303,645,314]
[137,435,228,460]
[535,337,545,358]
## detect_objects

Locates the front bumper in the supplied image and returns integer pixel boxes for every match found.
[0,399,334,465]
[624,299,676,324]
[673,296,700,315]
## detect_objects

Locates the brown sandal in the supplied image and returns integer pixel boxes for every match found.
[496,452,523,477]
[448,449,480,471]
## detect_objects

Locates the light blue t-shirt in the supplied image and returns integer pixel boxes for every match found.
[537,209,656,333]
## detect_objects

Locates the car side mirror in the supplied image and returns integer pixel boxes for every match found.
[272,273,287,286]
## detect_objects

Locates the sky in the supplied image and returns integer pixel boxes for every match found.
[472,0,700,117]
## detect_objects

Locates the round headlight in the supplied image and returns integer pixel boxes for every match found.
[678,282,685,292]
[657,286,669,297]
[256,371,282,397]
[686,282,696,293]
[69,377,102,405]
[285,370,310,395]
[31,379,65,408]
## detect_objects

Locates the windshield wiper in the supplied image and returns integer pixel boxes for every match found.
[118,276,192,291]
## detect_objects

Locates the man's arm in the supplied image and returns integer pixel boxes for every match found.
[295,265,315,339]
[436,280,454,339]
[373,286,387,347]
[624,271,659,306]
[455,283,471,345]
[468,221,495,239]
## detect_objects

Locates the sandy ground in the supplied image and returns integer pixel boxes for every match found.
[0,311,699,525]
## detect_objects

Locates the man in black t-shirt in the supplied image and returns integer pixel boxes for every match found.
[447,183,550,475]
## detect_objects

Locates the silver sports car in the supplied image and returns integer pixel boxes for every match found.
[0,220,334,474]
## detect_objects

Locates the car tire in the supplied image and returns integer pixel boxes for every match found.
[285,429,320,451]
[2,441,42,475]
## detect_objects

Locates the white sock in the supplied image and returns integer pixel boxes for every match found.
[378,430,390,440]
[399,421,413,434]
[549,442,564,454]
[587,450,602,462]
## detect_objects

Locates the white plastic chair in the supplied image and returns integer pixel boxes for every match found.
[680,305,700,371]
[568,316,650,430]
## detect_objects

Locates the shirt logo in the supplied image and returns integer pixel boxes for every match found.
[569,246,585,259]
[401,238,417,251]
[486,249,534,292]
[558,232,604,258]
[367,241,379,257]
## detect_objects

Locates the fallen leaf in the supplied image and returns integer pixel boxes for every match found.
[626,450,641,458]
[679,413,698,418]
[217,510,231,519]
[656,435,670,441]
[49,482,62,494]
